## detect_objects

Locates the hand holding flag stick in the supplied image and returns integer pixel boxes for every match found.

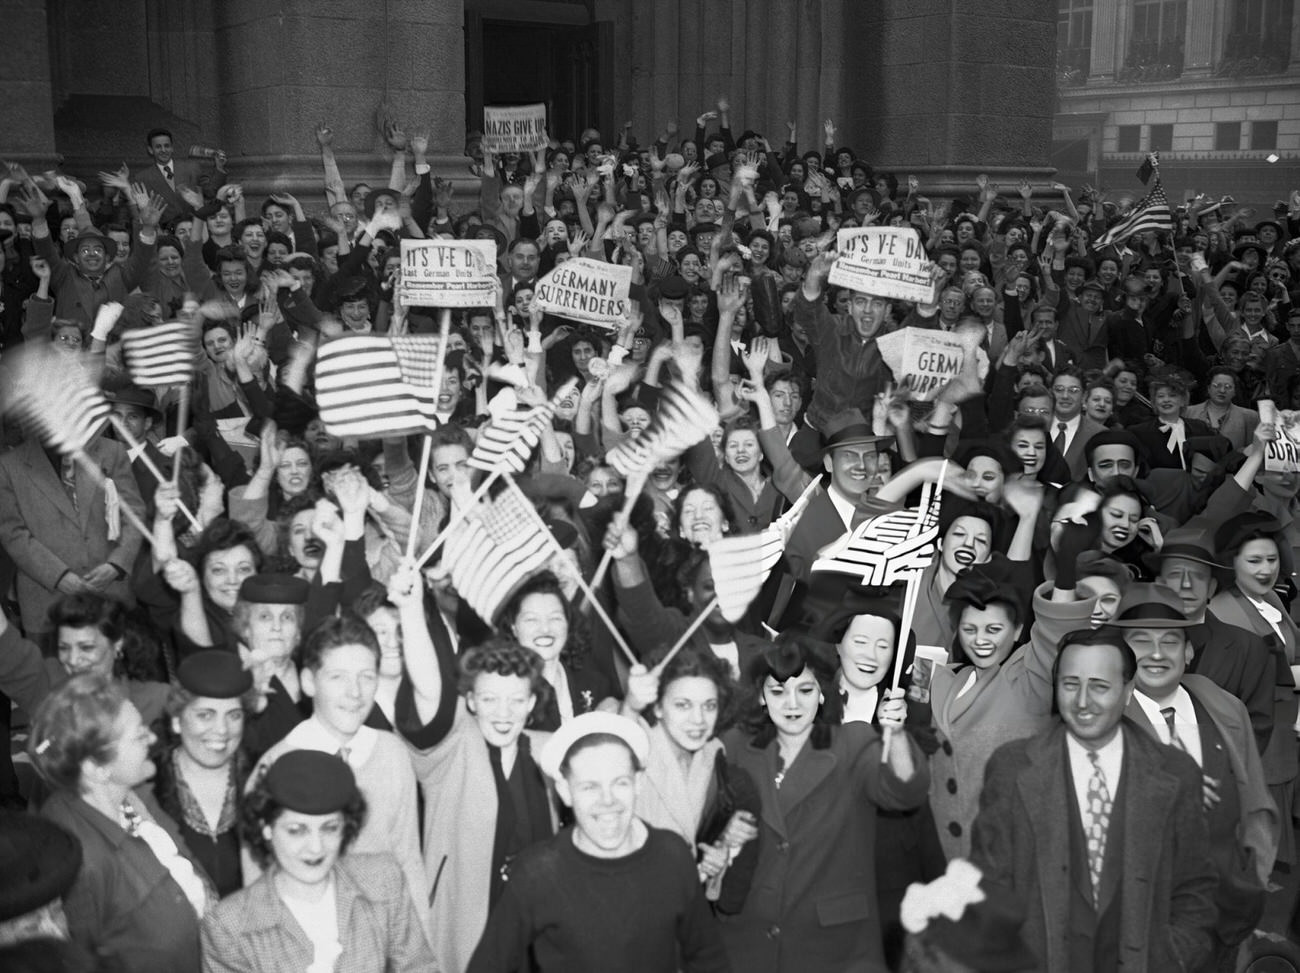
[104,413,201,532]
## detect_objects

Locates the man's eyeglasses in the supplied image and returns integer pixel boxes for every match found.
[1020,406,1051,416]
[54,334,82,346]
[1052,385,1082,396]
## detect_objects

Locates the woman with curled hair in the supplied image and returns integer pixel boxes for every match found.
[499,572,617,730]
[202,750,433,972]
[152,650,256,897]
[31,674,210,973]
[671,481,737,548]
[718,637,928,973]
[395,634,559,973]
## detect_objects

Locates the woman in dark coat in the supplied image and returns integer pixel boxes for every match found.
[719,637,929,973]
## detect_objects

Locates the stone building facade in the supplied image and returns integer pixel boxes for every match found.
[4,0,1059,203]
[1053,0,1300,205]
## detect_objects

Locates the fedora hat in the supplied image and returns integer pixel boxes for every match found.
[64,226,118,263]
[1109,582,1198,629]
[1143,525,1225,573]
[104,384,163,421]
[818,409,894,457]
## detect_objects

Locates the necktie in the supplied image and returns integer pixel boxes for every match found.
[1053,421,1068,453]
[163,164,174,184]
[337,746,352,765]
[1083,751,1112,907]
[1160,706,1187,752]
[60,456,79,512]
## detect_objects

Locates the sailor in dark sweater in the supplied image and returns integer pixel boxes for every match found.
[467,712,731,973]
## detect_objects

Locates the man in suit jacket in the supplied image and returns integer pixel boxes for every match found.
[0,429,146,635]
[1057,280,1112,371]
[1112,583,1277,963]
[970,628,1218,973]
[1048,363,1106,481]
[131,127,227,226]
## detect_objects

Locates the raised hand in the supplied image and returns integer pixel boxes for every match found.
[1018,179,1033,200]
[315,123,334,148]
[384,119,408,151]
[410,134,428,156]
[16,188,48,221]
[177,185,204,210]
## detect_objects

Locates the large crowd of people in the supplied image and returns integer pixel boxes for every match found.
[0,94,1298,972]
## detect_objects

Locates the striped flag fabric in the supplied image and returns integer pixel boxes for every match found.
[1,350,110,454]
[120,321,200,387]
[314,335,443,438]
[1093,175,1173,247]
[469,378,579,475]
[811,478,943,586]
[708,479,818,623]
[442,486,554,623]
[606,381,719,479]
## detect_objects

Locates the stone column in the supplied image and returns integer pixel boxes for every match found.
[1184,0,1216,76]
[0,0,60,168]
[1090,0,1121,80]
[846,0,1058,199]
[215,0,470,205]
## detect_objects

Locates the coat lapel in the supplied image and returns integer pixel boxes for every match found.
[1020,731,1076,911]
[18,438,79,525]
[749,740,790,841]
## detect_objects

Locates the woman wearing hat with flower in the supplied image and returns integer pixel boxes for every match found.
[153,650,255,898]
[202,750,433,972]
[31,673,211,973]
[1209,510,1300,870]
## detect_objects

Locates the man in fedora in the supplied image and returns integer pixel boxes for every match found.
[1150,526,1274,754]
[105,386,170,520]
[1111,582,1277,967]
[767,407,895,583]
[23,190,162,329]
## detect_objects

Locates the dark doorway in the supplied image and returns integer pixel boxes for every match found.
[465,16,612,143]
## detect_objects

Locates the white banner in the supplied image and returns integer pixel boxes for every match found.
[532,258,632,329]
[1260,400,1300,472]
[399,239,497,308]
[875,326,980,401]
[828,226,936,304]
[483,104,548,154]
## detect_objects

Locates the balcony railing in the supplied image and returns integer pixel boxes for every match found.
[1056,46,1092,86]
[1215,29,1293,76]
[1118,37,1185,81]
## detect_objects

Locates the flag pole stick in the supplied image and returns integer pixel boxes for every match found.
[106,415,202,532]
[71,451,156,548]
[652,595,719,674]
[881,461,947,763]
[501,474,640,668]
[406,309,452,561]
[414,469,501,569]
[170,383,190,486]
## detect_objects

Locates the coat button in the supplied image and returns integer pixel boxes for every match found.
[946,778,957,794]
[767,925,781,938]
[948,822,962,838]
[776,840,789,853]
[942,740,953,756]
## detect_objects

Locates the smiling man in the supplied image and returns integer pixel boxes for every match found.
[245,613,428,939]
[971,628,1218,972]
[468,712,728,973]
[1111,583,1277,967]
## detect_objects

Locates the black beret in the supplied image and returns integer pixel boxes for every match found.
[239,573,310,605]
[177,650,253,699]
[0,811,82,920]
[264,750,359,814]
[1214,511,1283,560]
[657,275,689,300]
[1083,428,1143,463]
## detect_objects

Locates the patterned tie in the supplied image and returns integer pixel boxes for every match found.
[1160,706,1187,752]
[163,164,174,185]
[1084,751,1112,907]
[1053,421,1068,454]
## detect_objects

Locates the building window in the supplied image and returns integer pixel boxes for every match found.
[1252,119,1279,149]
[1122,0,1187,80]
[1058,0,1094,85]
[1118,125,1142,151]
[1219,0,1294,75]
[1149,124,1175,151]
[1215,121,1243,149]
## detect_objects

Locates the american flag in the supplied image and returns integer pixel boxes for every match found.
[811,478,943,586]
[120,321,200,387]
[708,478,818,623]
[314,335,443,438]
[1094,175,1173,247]
[441,486,554,624]
[470,378,579,475]
[1,350,110,454]
[606,381,719,479]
